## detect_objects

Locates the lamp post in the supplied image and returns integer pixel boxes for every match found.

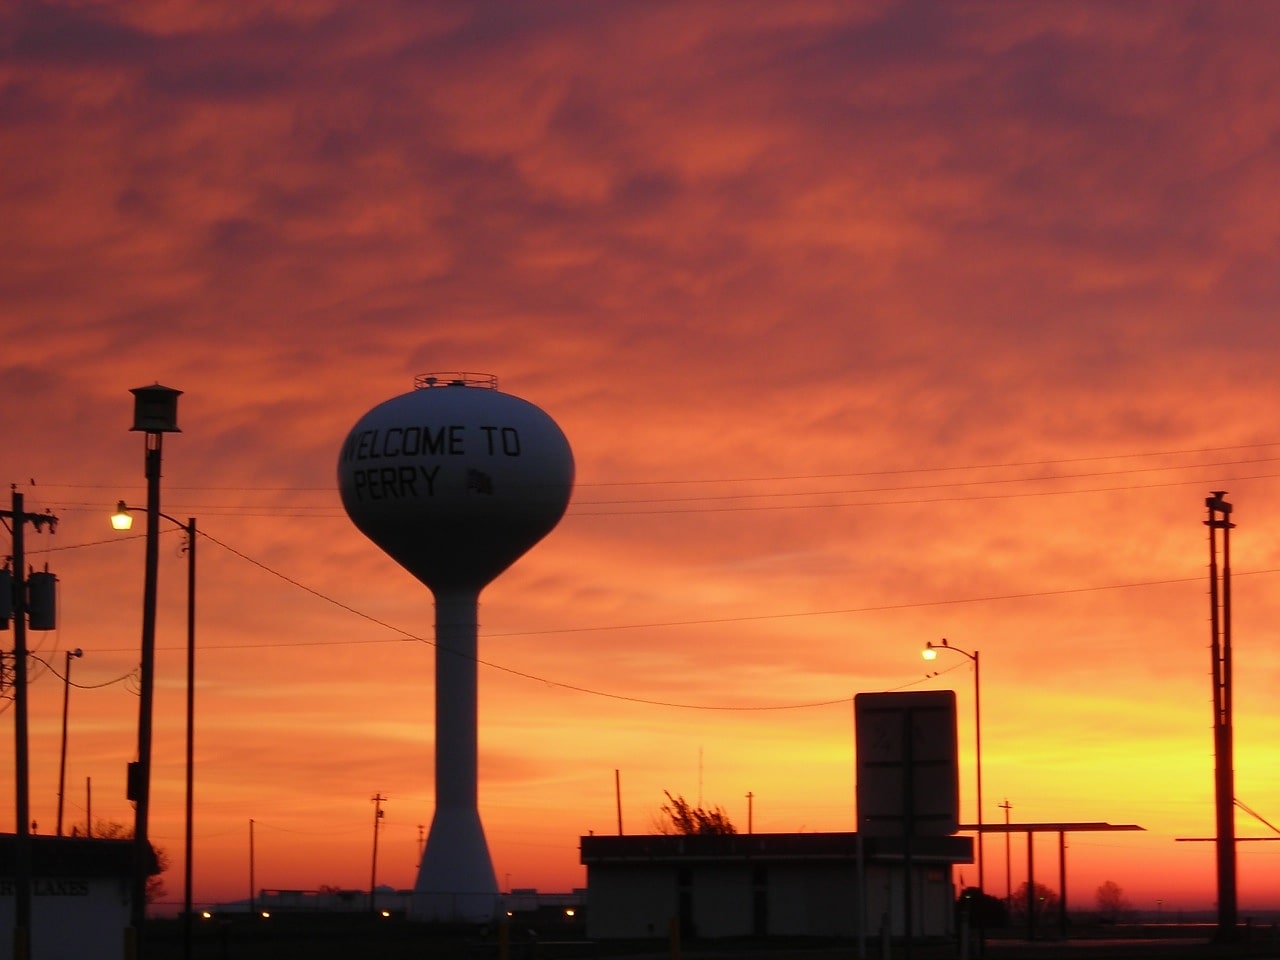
[56,648,84,836]
[113,499,196,960]
[124,383,182,960]
[923,639,984,907]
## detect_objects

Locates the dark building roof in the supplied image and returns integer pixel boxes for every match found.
[581,832,972,866]
[0,834,158,878]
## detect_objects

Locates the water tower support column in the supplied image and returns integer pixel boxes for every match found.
[414,589,499,920]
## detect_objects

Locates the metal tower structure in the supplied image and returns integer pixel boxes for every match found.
[1205,491,1237,942]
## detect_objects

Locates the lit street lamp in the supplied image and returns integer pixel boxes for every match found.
[112,498,197,960]
[56,648,84,836]
[923,639,985,906]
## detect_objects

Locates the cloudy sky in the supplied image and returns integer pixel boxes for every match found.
[4,0,1280,912]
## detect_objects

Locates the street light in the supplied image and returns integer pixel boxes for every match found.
[112,499,197,960]
[923,639,984,906]
[56,648,84,836]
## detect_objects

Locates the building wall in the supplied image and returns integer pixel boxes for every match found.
[586,860,957,942]
[767,862,862,937]
[585,865,680,939]
[863,864,956,939]
[0,877,130,960]
[585,859,956,942]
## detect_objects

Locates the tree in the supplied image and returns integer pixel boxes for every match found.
[957,886,1008,928]
[1009,881,1059,925]
[1095,880,1133,923]
[92,819,170,904]
[657,791,737,835]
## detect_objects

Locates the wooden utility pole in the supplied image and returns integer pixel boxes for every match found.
[4,489,59,960]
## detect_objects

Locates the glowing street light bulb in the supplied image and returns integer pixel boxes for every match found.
[111,501,133,531]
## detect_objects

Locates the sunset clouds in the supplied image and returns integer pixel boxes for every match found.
[4,0,1280,912]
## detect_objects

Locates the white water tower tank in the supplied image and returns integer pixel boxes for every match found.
[338,373,574,922]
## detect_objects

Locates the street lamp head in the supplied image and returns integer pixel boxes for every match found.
[922,644,939,661]
[111,501,134,531]
[70,648,82,659]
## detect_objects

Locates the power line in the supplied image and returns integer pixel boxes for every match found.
[37,466,1280,521]
[80,527,1279,712]
[27,439,1280,492]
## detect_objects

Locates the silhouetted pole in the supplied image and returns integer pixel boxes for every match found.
[127,382,182,959]
[57,648,84,835]
[1206,492,1237,942]
[5,490,59,960]
[1000,800,1012,907]
[130,430,161,952]
[249,819,256,915]
[923,640,984,906]
[10,491,32,960]
[182,517,196,960]
[114,501,197,958]
[371,794,386,915]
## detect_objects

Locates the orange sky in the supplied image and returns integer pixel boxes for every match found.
[3,0,1280,915]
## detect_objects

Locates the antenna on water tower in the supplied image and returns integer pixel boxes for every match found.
[338,373,574,922]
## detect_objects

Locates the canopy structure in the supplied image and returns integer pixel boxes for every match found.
[963,820,1145,940]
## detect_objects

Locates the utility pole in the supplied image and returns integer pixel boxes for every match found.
[4,488,59,960]
[126,381,182,960]
[1206,492,1237,942]
[999,799,1013,907]
[57,648,84,835]
[248,819,256,917]
[371,794,386,915]
[746,792,754,835]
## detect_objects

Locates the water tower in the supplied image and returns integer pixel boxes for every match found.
[338,373,574,921]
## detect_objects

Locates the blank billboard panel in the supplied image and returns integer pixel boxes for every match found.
[854,691,958,837]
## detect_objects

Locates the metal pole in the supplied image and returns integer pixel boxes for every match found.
[57,649,82,836]
[1058,831,1067,939]
[371,794,385,915]
[972,650,985,955]
[1000,800,1012,908]
[1206,492,1238,941]
[183,517,196,960]
[131,432,164,955]
[973,651,984,894]
[1025,832,1035,941]
[249,819,256,916]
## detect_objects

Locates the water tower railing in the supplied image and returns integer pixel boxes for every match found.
[415,372,499,390]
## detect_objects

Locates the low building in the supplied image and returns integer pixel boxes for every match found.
[580,831,971,942]
[0,834,153,960]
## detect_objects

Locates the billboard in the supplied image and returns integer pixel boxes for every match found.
[854,690,958,837]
